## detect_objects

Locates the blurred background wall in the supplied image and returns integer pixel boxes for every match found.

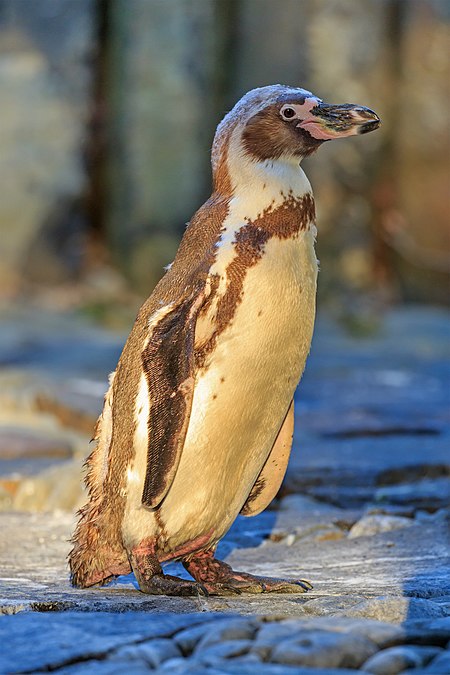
[1,0,449,321]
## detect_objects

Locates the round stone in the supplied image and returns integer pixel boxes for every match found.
[362,645,443,674]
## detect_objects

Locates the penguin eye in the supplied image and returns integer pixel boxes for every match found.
[281,106,296,120]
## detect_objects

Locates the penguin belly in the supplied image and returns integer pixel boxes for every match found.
[122,231,318,559]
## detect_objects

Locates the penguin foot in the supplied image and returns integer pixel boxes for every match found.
[130,547,207,596]
[137,573,207,597]
[183,551,312,595]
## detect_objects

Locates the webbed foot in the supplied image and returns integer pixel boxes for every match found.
[183,550,312,595]
[136,572,207,596]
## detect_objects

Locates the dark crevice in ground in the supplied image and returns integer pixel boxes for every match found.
[30,601,76,613]
[377,463,450,485]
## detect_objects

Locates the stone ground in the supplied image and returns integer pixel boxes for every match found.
[0,304,449,674]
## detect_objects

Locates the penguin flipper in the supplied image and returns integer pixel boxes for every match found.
[140,285,206,509]
[240,399,294,516]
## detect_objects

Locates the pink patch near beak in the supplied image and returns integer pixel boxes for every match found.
[297,119,358,140]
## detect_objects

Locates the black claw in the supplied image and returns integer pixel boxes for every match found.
[213,583,245,595]
[197,583,209,597]
[215,583,243,595]
[227,585,243,595]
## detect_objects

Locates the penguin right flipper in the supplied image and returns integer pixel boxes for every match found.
[140,283,207,509]
[240,399,294,516]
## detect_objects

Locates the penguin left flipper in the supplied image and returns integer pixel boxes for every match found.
[140,283,207,509]
[240,399,294,517]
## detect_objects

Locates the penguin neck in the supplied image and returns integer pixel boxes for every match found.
[207,128,317,287]
[213,126,313,217]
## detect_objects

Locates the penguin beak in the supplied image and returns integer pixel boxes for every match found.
[298,102,380,140]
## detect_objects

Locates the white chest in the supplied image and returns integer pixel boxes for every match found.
[208,226,318,397]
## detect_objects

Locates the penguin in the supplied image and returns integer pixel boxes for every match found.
[69,85,380,596]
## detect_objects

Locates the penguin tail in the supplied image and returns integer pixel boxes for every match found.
[69,498,130,588]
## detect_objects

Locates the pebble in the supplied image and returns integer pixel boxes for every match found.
[361,645,443,674]
[194,617,258,650]
[348,514,413,539]
[110,638,180,667]
[270,629,377,669]
[174,623,211,654]
[403,618,450,646]
[157,657,189,672]
[279,617,404,648]
[194,639,253,665]
[423,650,450,672]
[252,620,307,659]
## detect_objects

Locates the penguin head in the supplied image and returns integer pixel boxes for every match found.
[214,85,380,168]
